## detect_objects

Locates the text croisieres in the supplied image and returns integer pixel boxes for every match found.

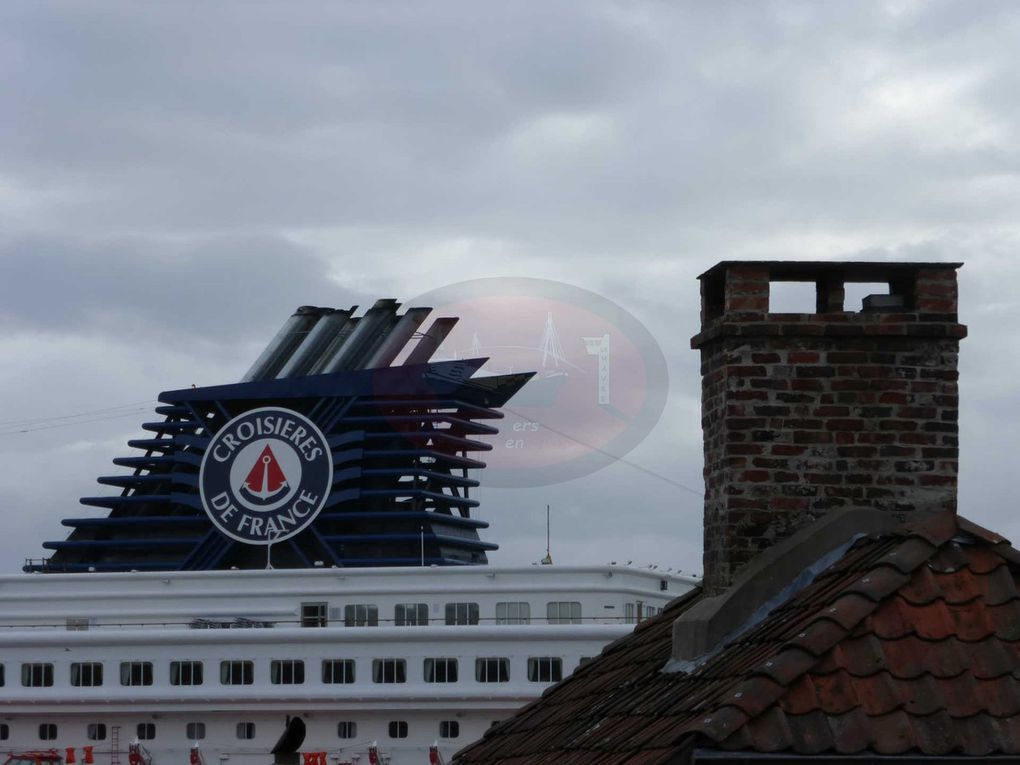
[211,414,324,463]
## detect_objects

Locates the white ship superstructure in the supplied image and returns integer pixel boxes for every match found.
[0,565,692,765]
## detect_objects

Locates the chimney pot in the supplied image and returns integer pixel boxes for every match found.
[692,261,966,595]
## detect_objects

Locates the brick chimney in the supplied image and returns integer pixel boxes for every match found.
[691,261,967,596]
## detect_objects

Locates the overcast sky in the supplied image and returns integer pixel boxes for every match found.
[2,1,1020,575]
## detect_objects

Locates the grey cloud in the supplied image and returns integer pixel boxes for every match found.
[0,234,363,344]
[3,0,1020,570]
[3,0,1018,252]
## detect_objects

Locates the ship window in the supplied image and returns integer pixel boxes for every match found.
[625,603,636,624]
[372,658,406,684]
[439,720,460,739]
[66,617,90,631]
[388,721,408,739]
[395,602,429,626]
[137,723,156,740]
[271,660,305,685]
[301,602,328,628]
[424,657,458,683]
[39,723,58,740]
[71,662,104,687]
[344,604,378,627]
[22,663,54,687]
[475,657,510,683]
[445,602,479,625]
[171,661,204,686]
[0,664,4,686]
[87,723,107,741]
[236,722,256,740]
[546,601,582,624]
[220,660,254,685]
[337,722,357,739]
[496,601,531,625]
[322,659,355,684]
[120,662,153,687]
[0,723,8,740]
[527,657,563,683]
[186,722,206,740]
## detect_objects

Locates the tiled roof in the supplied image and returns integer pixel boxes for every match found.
[453,512,1020,764]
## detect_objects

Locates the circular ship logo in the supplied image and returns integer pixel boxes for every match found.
[199,407,333,545]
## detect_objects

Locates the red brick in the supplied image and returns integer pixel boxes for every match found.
[879,420,918,432]
[796,367,836,378]
[857,432,897,444]
[837,446,878,458]
[897,406,937,419]
[827,351,868,363]
[726,443,764,456]
[728,265,769,280]
[794,431,832,444]
[916,298,955,312]
[916,282,957,297]
[783,418,822,429]
[805,472,842,485]
[726,417,768,430]
[879,392,909,405]
[769,497,810,511]
[899,432,937,446]
[728,296,769,311]
[771,445,807,456]
[731,390,769,401]
[791,379,825,392]
[728,279,770,294]
[826,418,866,431]
[846,473,875,485]
[788,351,820,363]
[814,405,850,416]
[729,365,768,377]
[916,268,957,282]
[728,497,768,509]
[831,379,870,392]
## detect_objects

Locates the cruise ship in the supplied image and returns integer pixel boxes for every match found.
[0,302,693,765]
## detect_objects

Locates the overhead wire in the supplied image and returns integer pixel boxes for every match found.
[0,398,703,497]
[0,400,154,427]
[0,403,154,435]
[500,404,702,497]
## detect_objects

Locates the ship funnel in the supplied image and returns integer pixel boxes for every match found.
[240,307,324,382]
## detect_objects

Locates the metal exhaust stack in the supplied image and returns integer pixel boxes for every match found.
[318,299,400,373]
[274,308,354,379]
[240,307,324,382]
[403,317,458,366]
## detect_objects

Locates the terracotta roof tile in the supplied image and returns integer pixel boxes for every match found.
[453,513,1020,763]
[750,646,817,686]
